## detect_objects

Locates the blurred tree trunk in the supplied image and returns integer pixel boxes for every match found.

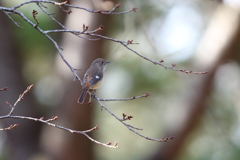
[40,0,116,160]
[149,4,240,160]
[0,8,42,160]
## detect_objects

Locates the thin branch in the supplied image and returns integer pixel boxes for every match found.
[82,125,99,133]
[7,84,34,116]
[4,12,22,28]
[94,95,175,142]
[0,115,118,148]
[0,124,19,131]
[108,2,121,13]
[85,33,208,74]
[97,92,150,102]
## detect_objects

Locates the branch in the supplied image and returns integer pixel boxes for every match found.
[0,0,207,74]
[0,85,118,148]
[0,115,118,148]
[6,84,34,116]
[4,12,22,28]
[85,34,208,74]
[93,94,175,142]
[97,92,150,102]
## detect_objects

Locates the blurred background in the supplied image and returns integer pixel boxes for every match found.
[1,0,240,159]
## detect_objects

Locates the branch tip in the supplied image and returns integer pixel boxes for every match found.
[115,2,121,8]
[127,40,133,45]
[159,136,175,142]
[0,87,8,91]
[113,141,118,147]
[0,124,19,131]
[67,10,72,15]
[144,92,150,97]
[132,7,137,12]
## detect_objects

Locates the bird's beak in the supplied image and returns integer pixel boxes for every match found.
[106,61,110,64]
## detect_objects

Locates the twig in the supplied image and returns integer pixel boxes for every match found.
[7,84,34,116]
[32,10,39,27]
[98,92,150,102]
[0,124,19,131]
[108,2,121,13]
[85,33,208,74]
[0,115,118,148]
[94,95,174,142]
[4,12,22,28]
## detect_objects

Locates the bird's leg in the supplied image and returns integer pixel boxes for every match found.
[87,89,96,105]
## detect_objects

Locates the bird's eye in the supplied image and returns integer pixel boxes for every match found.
[101,61,104,64]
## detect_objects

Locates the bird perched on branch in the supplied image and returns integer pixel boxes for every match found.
[78,58,110,104]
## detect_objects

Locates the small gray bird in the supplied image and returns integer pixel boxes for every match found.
[78,58,110,104]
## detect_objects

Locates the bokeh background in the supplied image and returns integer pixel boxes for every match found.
[1,0,240,160]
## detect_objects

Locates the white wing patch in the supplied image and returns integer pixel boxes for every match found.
[96,76,100,79]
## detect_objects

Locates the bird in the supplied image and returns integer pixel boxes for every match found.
[78,58,110,104]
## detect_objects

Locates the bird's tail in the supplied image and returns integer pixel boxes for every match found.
[78,88,88,104]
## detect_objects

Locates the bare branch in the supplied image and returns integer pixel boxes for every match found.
[7,84,34,116]
[0,115,118,148]
[85,33,208,74]
[4,12,22,28]
[93,95,174,142]
[108,2,121,13]
[82,125,99,133]
[97,92,150,102]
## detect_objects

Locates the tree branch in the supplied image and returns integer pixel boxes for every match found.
[0,85,118,148]
[0,0,207,74]
[93,94,175,142]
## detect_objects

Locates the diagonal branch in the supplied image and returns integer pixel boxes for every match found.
[7,84,34,116]
[94,95,175,142]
